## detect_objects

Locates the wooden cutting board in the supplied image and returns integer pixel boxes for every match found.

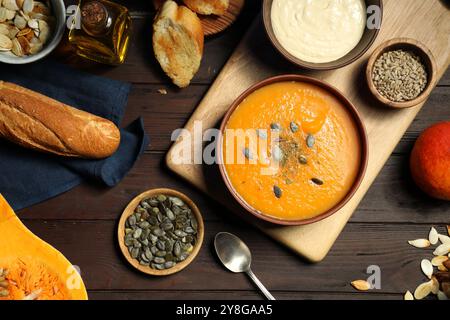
[166,0,450,262]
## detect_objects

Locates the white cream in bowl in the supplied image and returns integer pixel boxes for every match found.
[271,0,366,63]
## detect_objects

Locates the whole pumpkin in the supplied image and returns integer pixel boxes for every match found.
[410,121,450,200]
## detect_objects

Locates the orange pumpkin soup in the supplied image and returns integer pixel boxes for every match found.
[223,81,362,221]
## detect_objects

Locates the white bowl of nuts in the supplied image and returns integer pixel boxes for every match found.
[0,0,65,64]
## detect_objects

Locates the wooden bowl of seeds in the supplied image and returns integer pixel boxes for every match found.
[366,38,437,109]
[118,188,204,276]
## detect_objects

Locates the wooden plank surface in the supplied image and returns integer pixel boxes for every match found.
[166,0,450,262]
[13,0,450,300]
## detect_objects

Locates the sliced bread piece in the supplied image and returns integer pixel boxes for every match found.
[153,0,204,88]
[183,0,229,15]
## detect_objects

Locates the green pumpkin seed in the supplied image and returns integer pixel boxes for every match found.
[133,228,142,239]
[273,185,282,198]
[170,197,184,207]
[243,147,253,160]
[311,178,324,186]
[155,250,167,257]
[144,248,153,260]
[156,240,166,251]
[164,261,175,269]
[306,134,315,148]
[127,215,137,226]
[139,260,150,266]
[131,248,140,259]
[270,123,281,131]
[290,122,299,133]
[175,230,187,237]
[166,209,176,221]
[174,242,181,257]
[299,155,308,165]
[256,129,268,140]
[157,195,167,202]
[153,257,165,264]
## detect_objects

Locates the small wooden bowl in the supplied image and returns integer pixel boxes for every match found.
[263,0,383,70]
[217,75,369,226]
[118,188,204,276]
[366,38,438,109]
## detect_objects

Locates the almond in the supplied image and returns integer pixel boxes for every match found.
[439,234,450,244]
[434,271,450,283]
[431,276,439,295]
[434,242,450,256]
[447,225,450,236]
[414,280,433,300]
[421,259,433,279]
[351,280,371,291]
[429,227,439,245]
[404,290,414,300]
[443,260,450,269]
[438,265,449,272]
[443,282,450,299]
[437,290,448,300]
[408,239,431,248]
[431,256,448,266]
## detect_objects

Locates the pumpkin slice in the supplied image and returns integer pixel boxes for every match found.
[0,194,88,300]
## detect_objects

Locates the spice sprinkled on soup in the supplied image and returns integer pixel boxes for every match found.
[223,81,362,221]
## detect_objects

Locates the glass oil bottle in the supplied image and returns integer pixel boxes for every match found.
[68,0,131,65]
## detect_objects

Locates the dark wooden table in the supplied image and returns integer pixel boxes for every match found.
[19,1,450,300]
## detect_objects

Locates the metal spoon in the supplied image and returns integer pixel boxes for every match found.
[214,232,276,300]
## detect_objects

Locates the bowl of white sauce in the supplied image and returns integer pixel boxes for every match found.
[263,0,383,70]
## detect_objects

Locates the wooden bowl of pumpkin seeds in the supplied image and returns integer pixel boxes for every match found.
[118,188,204,276]
[366,38,437,109]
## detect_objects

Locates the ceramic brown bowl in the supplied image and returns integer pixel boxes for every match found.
[217,75,369,226]
[263,0,383,70]
[366,38,438,109]
[118,188,204,276]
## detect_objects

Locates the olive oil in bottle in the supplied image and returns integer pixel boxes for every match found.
[68,0,131,65]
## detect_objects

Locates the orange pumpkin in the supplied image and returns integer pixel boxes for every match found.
[0,194,88,300]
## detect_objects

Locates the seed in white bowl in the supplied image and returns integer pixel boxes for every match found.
[11,37,22,56]
[0,24,9,35]
[0,33,12,50]
[0,8,8,22]
[27,18,38,29]
[437,291,448,300]
[14,14,26,29]
[408,239,431,248]
[22,0,33,14]
[3,0,20,11]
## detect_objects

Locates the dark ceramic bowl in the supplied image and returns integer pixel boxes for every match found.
[217,75,369,226]
[263,0,383,70]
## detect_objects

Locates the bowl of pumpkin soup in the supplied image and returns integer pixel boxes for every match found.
[218,75,368,226]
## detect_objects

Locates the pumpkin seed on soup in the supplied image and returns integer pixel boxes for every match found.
[306,134,315,148]
[123,194,199,271]
[299,155,308,165]
[311,178,324,186]
[243,147,253,160]
[270,123,281,131]
[290,122,299,133]
[273,185,282,198]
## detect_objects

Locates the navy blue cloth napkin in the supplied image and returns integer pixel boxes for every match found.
[0,59,149,210]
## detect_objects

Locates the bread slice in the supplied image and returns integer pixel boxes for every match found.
[153,1,204,88]
[183,0,229,15]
